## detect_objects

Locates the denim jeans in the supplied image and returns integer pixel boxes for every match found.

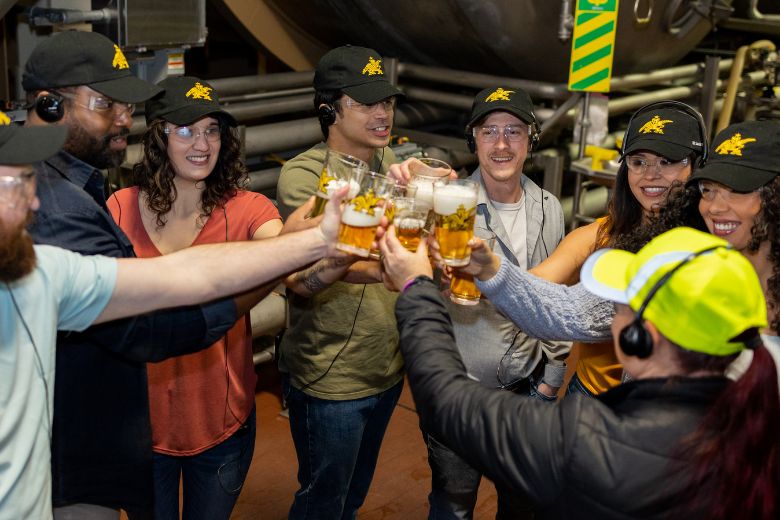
[283,376,403,520]
[152,407,256,520]
[565,373,595,397]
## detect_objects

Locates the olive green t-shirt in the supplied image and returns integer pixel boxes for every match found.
[276,142,403,399]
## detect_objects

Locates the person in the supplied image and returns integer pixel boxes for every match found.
[529,101,706,396]
[0,117,350,520]
[275,44,404,519]
[23,31,235,518]
[380,224,779,519]
[391,86,568,519]
[107,76,282,519]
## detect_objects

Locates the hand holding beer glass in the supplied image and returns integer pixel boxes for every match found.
[311,149,368,218]
[337,171,394,257]
[449,229,495,305]
[407,157,453,214]
[433,179,478,267]
[393,203,428,253]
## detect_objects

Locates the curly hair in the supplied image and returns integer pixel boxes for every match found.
[132,117,248,228]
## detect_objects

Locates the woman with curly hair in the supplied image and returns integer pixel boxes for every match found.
[107,77,282,520]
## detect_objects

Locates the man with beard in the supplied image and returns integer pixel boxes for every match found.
[21,31,237,519]
[0,117,350,520]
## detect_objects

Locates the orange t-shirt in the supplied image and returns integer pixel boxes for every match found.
[108,187,280,455]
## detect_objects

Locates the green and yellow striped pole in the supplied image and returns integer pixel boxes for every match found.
[568,0,620,93]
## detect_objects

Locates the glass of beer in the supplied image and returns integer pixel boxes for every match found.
[337,171,394,257]
[310,149,368,218]
[407,157,453,215]
[394,205,428,252]
[450,229,496,305]
[368,184,417,259]
[433,179,478,267]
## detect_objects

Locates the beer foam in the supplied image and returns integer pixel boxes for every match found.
[434,185,477,215]
[325,178,360,198]
[395,216,426,230]
[342,205,382,226]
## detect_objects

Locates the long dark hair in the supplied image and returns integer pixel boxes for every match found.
[132,117,247,228]
[680,341,780,519]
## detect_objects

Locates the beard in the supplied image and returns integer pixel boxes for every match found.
[0,212,36,283]
[63,123,128,169]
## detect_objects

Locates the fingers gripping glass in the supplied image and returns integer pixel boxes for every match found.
[164,124,222,143]
[58,91,135,118]
[625,155,690,177]
[343,97,396,114]
[0,171,36,209]
[472,125,529,144]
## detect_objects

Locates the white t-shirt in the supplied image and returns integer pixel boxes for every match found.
[0,246,116,520]
[492,195,527,269]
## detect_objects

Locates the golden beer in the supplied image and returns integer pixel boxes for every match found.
[450,272,481,305]
[337,173,393,256]
[433,181,478,266]
[394,210,427,252]
[310,151,368,217]
[310,193,329,218]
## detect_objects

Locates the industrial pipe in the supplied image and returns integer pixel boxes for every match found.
[748,0,780,22]
[208,71,314,97]
[609,59,732,91]
[26,7,115,26]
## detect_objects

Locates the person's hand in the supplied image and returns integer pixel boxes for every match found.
[537,382,560,399]
[319,185,349,255]
[386,158,416,185]
[280,196,320,235]
[379,225,433,290]
[459,236,501,281]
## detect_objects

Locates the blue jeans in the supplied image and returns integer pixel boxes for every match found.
[565,373,594,397]
[283,377,403,520]
[152,407,256,520]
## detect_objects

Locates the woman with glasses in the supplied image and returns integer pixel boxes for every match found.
[107,77,282,520]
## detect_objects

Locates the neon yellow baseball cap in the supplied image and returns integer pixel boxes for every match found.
[581,227,767,356]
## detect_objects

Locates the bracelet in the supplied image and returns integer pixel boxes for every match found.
[402,275,434,292]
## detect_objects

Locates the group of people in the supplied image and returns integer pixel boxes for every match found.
[0,28,778,520]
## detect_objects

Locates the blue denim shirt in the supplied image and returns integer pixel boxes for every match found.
[29,150,237,512]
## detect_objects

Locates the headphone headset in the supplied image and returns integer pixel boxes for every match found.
[34,91,65,123]
[620,100,709,168]
[465,113,541,154]
[318,104,337,127]
[619,245,727,358]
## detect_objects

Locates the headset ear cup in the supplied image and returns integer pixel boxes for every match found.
[465,126,476,153]
[318,104,336,127]
[619,320,653,359]
[35,93,64,123]
[529,122,540,152]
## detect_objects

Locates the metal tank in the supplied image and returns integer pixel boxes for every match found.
[252,0,734,82]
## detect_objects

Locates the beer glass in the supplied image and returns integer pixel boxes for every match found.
[433,179,478,266]
[450,229,496,305]
[368,184,417,259]
[393,205,428,252]
[337,171,394,257]
[407,157,452,214]
[310,149,368,218]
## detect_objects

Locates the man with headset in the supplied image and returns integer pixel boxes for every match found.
[0,116,350,520]
[390,86,567,519]
[275,45,404,519]
[21,31,244,519]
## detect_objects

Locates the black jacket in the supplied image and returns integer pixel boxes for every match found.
[30,151,236,512]
[396,278,727,519]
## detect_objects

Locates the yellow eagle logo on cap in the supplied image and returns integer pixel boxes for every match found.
[186,82,213,101]
[362,57,384,76]
[589,0,609,6]
[0,111,10,126]
[638,115,673,134]
[715,133,756,156]
[485,88,514,102]
[112,45,129,70]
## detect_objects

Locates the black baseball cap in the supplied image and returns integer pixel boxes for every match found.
[622,107,704,161]
[467,87,535,128]
[314,45,403,104]
[145,76,237,127]
[688,120,780,192]
[0,111,67,165]
[22,31,161,104]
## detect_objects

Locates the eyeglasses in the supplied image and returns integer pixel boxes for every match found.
[0,171,36,209]
[164,125,222,143]
[343,97,396,114]
[59,91,135,118]
[625,155,690,177]
[472,125,529,144]
[697,181,759,202]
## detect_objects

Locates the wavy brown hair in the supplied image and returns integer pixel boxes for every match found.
[132,117,248,227]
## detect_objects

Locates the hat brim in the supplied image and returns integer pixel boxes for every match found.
[0,125,68,165]
[689,161,777,192]
[89,75,163,104]
[467,105,534,128]
[342,81,403,105]
[580,248,634,305]
[150,105,238,127]
[622,138,693,162]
